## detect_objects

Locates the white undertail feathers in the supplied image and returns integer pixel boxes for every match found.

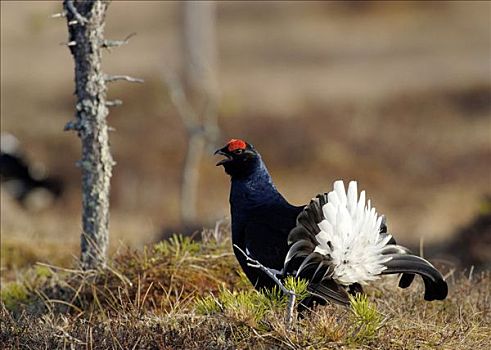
[314,180,393,285]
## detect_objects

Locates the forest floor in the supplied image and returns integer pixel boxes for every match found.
[1,229,490,350]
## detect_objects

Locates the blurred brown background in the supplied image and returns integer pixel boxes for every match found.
[1,1,490,272]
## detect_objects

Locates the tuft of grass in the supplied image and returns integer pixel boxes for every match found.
[1,282,28,311]
[236,269,253,289]
[194,287,271,329]
[153,233,201,258]
[34,265,52,279]
[219,288,270,328]
[348,293,383,344]
[194,294,222,315]
[195,276,313,331]
[262,285,287,308]
[284,276,309,300]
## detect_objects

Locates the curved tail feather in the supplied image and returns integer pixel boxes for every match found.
[284,182,448,306]
[284,240,315,272]
[306,280,350,306]
[382,254,448,300]
[399,273,416,289]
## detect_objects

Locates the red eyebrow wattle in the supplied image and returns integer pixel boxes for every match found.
[227,139,246,151]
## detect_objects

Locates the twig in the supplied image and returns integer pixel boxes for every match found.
[65,0,88,25]
[102,32,136,48]
[51,11,67,18]
[443,268,456,281]
[64,120,80,131]
[233,244,297,328]
[104,75,144,83]
[187,252,234,260]
[213,218,225,242]
[36,262,86,275]
[60,41,77,47]
[106,99,123,107]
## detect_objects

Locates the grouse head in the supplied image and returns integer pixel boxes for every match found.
[214,139,260,178]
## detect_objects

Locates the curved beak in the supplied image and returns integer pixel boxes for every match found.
[214,147,232,166]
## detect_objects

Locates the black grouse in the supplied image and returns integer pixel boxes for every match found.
[1,132,63,205]
[215,139,448,305]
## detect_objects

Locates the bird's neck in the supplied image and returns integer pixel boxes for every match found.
[230,158,285,211]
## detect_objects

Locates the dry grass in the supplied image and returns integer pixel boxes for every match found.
[1,228,490,350]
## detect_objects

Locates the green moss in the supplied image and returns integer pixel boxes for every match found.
[34,265,52,279]
[1,282,29,311]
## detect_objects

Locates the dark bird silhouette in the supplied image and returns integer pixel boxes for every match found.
[1,132,63,206]
[216,139,448,306]
[215,139,303,290]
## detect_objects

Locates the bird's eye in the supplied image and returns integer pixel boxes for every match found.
[234,149,244,155]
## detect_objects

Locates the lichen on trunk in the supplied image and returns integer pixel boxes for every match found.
[64,0,113,270]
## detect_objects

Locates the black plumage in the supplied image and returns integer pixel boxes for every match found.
[215,139,303,290]
[216,139,448,307]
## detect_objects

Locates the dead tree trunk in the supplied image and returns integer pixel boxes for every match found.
[178,1,219,225]
[181,1,218,103]
[63,0,112,270]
